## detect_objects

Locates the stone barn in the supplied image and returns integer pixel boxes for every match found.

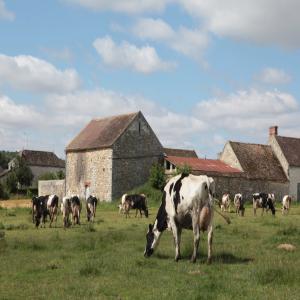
[269,126,300,201]
[65,111,163,201]
[220,141,289,200]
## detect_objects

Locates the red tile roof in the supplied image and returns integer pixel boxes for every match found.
[165,156,242,174]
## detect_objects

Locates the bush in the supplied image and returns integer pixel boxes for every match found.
[0,182,9,200]
[5,172,18,193]
[149,163,166,190]
[176,164,191,175]
[38,170,65,181]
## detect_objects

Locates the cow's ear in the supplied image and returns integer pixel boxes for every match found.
[148,224,153,232]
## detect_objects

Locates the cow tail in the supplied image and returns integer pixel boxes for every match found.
[93,201,96,218]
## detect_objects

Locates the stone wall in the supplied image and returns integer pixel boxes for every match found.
[112,113,163,199]
[288,167,300,201]
[66,149,113,201]
[31,166,65,188]
[219,142,243,170]
[212,175,288,202]
[38,179,65,201]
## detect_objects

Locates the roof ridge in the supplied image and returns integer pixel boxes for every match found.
[92,111,139,122]
[276,135,300,140]
[229,140,270,147]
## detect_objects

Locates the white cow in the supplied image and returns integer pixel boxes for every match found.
[61,196,72,228]
[233,193,245,216]
[144,173,215,263]
[282,195,292,215]
[46,194,59,228]
[221,193,231,212]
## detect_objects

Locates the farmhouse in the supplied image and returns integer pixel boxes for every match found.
[0,150,65,188]
[65,111,163,201]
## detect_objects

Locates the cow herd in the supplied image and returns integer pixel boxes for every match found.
[30,173,294,264]
[32,194,98,228]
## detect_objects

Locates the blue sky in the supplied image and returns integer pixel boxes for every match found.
[0,0,300,158]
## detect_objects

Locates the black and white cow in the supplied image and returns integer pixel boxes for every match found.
[61,196,72,228]
[32,195,48,228]
[121,194,148,218]
[86,195,98,222]
[47,195,59,227]
[144,173,215,263]
[233,193,245,216]
[253,193,275,216]
[70,195,81,225]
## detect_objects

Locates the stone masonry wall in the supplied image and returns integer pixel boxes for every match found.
[38,179,65,201]
[112,113,163,199]
[219,142,243,170]
[66,149,113,201]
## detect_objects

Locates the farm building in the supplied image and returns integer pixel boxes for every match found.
[65,111,163,201]
[0,150,65,188]
[269,126,300,201]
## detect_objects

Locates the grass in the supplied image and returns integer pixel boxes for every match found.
[0,202,299,300]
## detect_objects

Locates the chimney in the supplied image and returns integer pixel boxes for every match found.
[269,126,278,137]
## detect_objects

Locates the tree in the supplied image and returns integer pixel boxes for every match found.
[15,157,33,188]
[149,163,166,190]
[176,164,192,175]
[5,171,18,193]
[38,170,65,181]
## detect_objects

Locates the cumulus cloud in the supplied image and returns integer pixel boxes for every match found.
[0,54,80,93]
[0,95,42,128]
[133,18,209,63]
[0,0,14,21]
[63,0,171,14]
[179,0,300,48]
[195,89,298,132]
[257,68,292,85]
[93,36,175,73]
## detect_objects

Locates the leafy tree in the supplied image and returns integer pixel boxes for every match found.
[15,157,33,188]
[5,171,18,193]
[149,163,166,190]
[38,170,65,181]
[56,170,65,179]
[176,164,192,175]
[0,151,18,169]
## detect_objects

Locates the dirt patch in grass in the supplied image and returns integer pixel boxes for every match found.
[0,199,31,208]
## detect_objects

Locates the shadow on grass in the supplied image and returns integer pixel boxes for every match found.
[213,252,254,264]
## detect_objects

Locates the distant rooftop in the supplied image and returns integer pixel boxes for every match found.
[164,148,198,158]
[19,150,65,168]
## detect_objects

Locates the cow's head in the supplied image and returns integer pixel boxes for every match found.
[144,223,160,257]
[144,208,149,218]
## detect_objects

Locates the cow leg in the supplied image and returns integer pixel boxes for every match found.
[170,218,181,262]
[207,224,213,264]
[191,212,200,263]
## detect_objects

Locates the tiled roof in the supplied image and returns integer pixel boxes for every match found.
[165,156,242,175]
[275,135,300,167]
[229,141,287,182]
[163,148,198,158]
[66,112,139,152]
[20,150,65,168]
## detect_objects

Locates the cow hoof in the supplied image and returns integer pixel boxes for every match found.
[175,255,181,262]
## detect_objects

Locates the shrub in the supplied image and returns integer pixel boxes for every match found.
[5,172,18,193]
[149,163,166,190]
[176,164,192,175]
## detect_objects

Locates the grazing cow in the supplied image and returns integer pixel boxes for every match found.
[282,195,292,215]
[86,195,98,222]
[32,196,48,228]
[253,193,275,216]
[70,195,81,225]
[233,193,245,216]
[121,194,148,218]
[221,193,231,212]
[144,173,215,263]
[47,195,59,227]
[61,196,72,228]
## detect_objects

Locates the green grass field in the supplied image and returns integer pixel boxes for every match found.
[0,202,299,300]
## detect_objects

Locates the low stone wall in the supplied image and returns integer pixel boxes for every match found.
[38,179,66,201]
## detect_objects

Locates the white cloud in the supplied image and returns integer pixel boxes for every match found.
[0,54,80,93]
[257,68,292,85]
[179,0,300,48]
[133,18,209,63]
[0,95,42,128]
[195,89,298,132]
[0,0,14,21]
[93,36,175,73]
[64,0,171,14]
